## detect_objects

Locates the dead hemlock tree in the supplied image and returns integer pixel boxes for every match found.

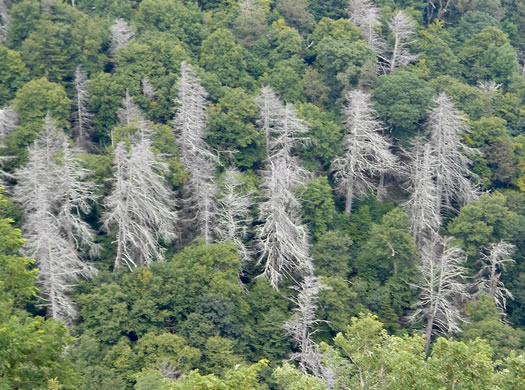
[426,93,477,214]
[404,137,441,251]
[477,241,516,312]
[256,159,314,289]
[409,235,471,354]
[118,89,145,128]
[215,167,254,265]
[0,106,17,140]
[14,116,98,324]
[283,276,330,378]
[142,77,157,100]
[173,61,219,244]
[331,89,397,215]
[426,0,453,24]
[387,10,417,72]
[347,0,386,57]
[255,86,310,186]
[103,124,177,270]
[254,87,314,288]
[109,18,135,56]
[0,0,9,43]
[72,66,97,151]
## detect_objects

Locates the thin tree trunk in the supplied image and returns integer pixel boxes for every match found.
[345,180,354,215]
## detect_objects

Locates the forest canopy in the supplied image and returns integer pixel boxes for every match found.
[1,0,525,388]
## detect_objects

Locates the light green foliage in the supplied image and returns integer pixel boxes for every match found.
[133,0,202,50]
[301,177,336,240]
[21,5,106,82]
[0,45,29,105]
[448,193,520,256]
[200,29,254,89]
[454,11,500,42]
[374,70,434,140]
[459,295,525,359]
[459,27,518,86]
[0,190,76,389]
[272,363,328,390]
[13,77,70,131]
[206,87,264,168]
[296,103,342,170]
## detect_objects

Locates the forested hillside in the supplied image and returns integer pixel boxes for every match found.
[1,0,525,388]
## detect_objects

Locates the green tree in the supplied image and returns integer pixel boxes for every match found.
[206,87,264,168]
[0,45,29,106]
[300,177,336,240]
[448,193,521,256]
[199,29,254,89]
[459,27,518,86]
[374,70,434,140]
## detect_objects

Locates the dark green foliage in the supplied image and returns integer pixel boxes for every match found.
[300,177,336,240]
[374,70,434,140]
[206,87,264,168]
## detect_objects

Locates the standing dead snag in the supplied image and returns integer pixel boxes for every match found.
[254,87,314,289]
[173,61,218,244]
[477,241,515,311]
[14,116,97,324]
[347,0,386,57]
[409,235,471,354]
[427,93,476,214]
[103,126,177,270]
[404,137,441,251]
[72,66,96,151]
[387,11,417,72]
[215,167,254,264]
[331,89,397,215]
[283,276,328,377]
[109,18,135,55]
[0,106,17,140]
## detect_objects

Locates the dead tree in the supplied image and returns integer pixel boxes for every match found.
[426,0,454,24]
[256,159,314,289]
[103,127,177,270]
[254,87,314,288]
[215,167,254,264]
[409,235,471,354]
[0,0,10,43]
[387,11,417,72]
[427,93,476,214]
[109,18,134,56]
[72,66,96,151]
[347,0,386,57]
[477,241,515,311]
[0,106,17,140]
[404,137,441,251]
[142,77,157,100]
[173,61,218,244]
[14,116,97,324]
[331,89,397,215]
[118,89,144,128]
[283,276,328,377]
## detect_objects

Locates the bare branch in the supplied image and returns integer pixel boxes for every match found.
[387,11,417,72]
[72,66,96,151]
[476,241,515,311]
[173,61,218,244]
[103,127,177,270]
[215,167,254,264]
[0,105,17,140]
[109,18,134,56]
[284,276,330,377]
[0,0,10,43]
[409,235,471,353]
[331,89,397,215]
[347,0,387,57]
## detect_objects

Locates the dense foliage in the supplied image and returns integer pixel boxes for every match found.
[1,0,525,388]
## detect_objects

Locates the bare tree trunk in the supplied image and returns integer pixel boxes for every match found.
[345,180,354,215]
